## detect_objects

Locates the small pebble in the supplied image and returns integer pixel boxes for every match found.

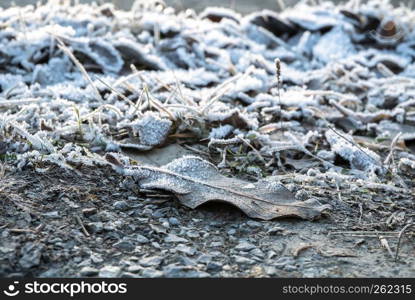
[233,256,255,265]
[165,234,188,243]
[136,234,150,244]
[82,208,97,217]
[80,266,99,276]
[98,266,121,278]
[206,262,222,272]
[139,256,163,267]
[113,200,129,211]
[235,241,256,252]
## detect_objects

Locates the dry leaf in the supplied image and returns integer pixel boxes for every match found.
[285,158,320,171]
[292,243,315,257]
[108,155,330,220]
[123,144,194,167]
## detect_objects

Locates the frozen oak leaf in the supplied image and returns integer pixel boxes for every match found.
[108,155,330,220]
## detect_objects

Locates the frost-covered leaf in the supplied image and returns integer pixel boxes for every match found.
[313,26,355,63]
[10,122,55,154]
[209,124,234,139]
[245,10,297,38]
[284,5,340,31]
[131,112,173,147]
[114,39,166,71]
[199,7,241,23]
[71,38,123,73]
[325,130,382,173]
[206,107,257,130]
[123,144,194,167]
[110,155,330,220]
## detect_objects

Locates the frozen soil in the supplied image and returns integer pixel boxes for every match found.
[0,164,413,278]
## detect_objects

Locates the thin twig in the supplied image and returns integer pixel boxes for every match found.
[395,223,415,262]
[53,36,103,103]
[181,144,210,156]
[144,85,176,121]
[218,146,228,168]
[75,216,90,237]
[329,231,402,237]
[275,58,284,133]
[384,132,402,165]
[327,125,387,173]
[172,71,195,107]
[236,136,266,164]
[0,162,5,179]
[200,70,249,115]
[379,235,394,259]
[0,98,43,107]
[35,223,45,233]
[94,76,137,109]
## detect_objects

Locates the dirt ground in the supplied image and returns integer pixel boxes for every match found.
[0,162,413,278]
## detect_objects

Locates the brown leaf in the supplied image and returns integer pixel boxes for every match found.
[122,144,193,167]
[285,158,320,171]
[116,156,331,220]
[292,243,315,257]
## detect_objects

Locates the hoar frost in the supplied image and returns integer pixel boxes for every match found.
[0,0,414,186]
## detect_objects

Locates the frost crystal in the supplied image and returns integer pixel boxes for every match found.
[325,130,382,173]
[209,125,234,139]
[0,0,413,188]
[132,112,172,147]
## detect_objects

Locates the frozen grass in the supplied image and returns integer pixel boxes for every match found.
[0,0,414,197]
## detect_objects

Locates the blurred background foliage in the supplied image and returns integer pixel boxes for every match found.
[0,0,411,14]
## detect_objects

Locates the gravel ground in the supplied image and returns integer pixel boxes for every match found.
[1,164,413,278]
